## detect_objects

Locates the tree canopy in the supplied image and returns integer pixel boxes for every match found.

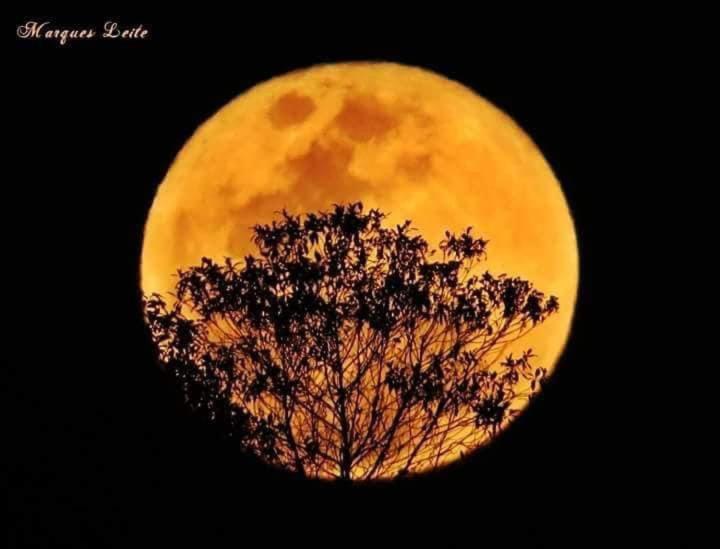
[144,202,559,480]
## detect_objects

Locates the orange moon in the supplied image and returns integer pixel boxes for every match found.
[141,62,578,469]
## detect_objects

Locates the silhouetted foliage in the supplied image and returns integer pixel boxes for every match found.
[144,202,558,480]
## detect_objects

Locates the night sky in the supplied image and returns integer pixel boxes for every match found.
[8,13,674,548]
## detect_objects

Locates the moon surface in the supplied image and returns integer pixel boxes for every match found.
[141,62,578,469]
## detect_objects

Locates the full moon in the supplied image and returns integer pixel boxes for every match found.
[141,62,578,473]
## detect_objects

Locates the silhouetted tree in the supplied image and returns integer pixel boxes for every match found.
[144,202,558,480]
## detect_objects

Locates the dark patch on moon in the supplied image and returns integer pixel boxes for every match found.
[334,94,398,142]
[268,91,316,128]
[225,137,379,255]
[225,91,436,256]
[397,152,433,179]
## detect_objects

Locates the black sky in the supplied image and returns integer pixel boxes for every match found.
[7,13,675,548]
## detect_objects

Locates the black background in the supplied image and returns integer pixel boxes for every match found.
[8,14,664,548]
